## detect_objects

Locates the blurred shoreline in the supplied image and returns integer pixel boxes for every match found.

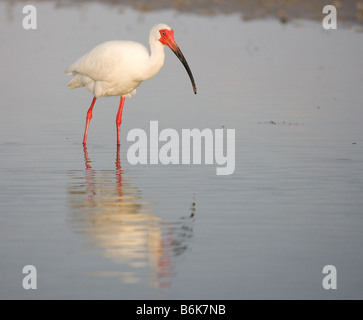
[2,0,363,27]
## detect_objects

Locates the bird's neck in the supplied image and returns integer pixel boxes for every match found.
[144,38,165,81]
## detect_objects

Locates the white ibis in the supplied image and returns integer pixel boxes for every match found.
[66,23,197,145]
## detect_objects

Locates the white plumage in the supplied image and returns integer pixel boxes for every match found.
[66,24,169,98]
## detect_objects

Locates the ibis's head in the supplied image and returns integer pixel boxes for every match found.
[153,24,197,95]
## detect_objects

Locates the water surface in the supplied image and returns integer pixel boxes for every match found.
[0,1,363,299]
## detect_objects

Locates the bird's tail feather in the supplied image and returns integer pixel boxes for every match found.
[67,74,91,89]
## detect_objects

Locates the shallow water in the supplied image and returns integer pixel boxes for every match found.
[1,2,363,299]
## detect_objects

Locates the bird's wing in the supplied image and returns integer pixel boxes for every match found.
[65,41,150,83]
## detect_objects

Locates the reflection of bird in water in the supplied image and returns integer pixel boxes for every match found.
[67,146,195,288]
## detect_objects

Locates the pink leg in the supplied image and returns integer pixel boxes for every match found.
[83,96,97,145]
[116,96,125,145]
